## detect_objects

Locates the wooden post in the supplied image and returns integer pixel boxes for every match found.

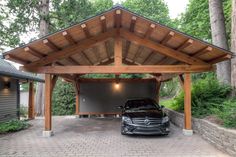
[28,81,35,119]
[156,81,161,104]
[114,36,122,66]
[44,74,52,131]
[74,81,80,115]
[184,73,192,131]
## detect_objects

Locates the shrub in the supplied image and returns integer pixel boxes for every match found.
[52,79,76,115]
[172,75,231,118]
[0,119,29,133]
[20,106,28,118]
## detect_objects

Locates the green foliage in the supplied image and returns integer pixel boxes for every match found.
[52,79,75,115]
[19,106,28,118]
[178,0,231,42]
[122,0,173,27]
[160,78,180,97]
[0,119,29,133]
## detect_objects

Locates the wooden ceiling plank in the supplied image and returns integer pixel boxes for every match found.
[161,31,175,45]
[21,65,214,74]
[124,16,137,59]
[5,54,30,65]
[176,39,193,51]
[62,31,76,45]
[24,29,116,67]
[43,39,60,51]
[120,28,208,65]
[67,57,80,65]
[192,46,213,58]
[24,47,45,58]
[81,51,93,65]
[114,36,122,66]
[142,51,155,64]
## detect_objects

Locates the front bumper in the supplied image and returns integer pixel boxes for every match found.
[121,122,170,135]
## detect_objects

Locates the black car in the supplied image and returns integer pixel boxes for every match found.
[119,98,170,135]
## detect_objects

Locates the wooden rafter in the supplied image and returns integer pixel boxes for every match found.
[142,51,155,64]
[132,23,155,62]
[67,57,80,65]
[124,16,136,59]
[23,29,116,67]
[24,47,45,58]
[21,65,214,74]
[5,54,30,65]
[62,31,76,44]
[100,15,110,59]
[161,31,175,45]
[114,36,122,66]
[115,9,122,28]
[81,51,93,65]
[120,28,208,65]
[43,39,59,51]
[192,46,212,58]
[208,54,231,64]
[176,39,193,51]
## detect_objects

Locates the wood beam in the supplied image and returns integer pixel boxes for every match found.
[45,74,52,131]
[120,28,208,65]
[176,39,193,51]
[100,15,110,59]
[24,29,116,67]
[208,54,231,64]
[161,31,175,45]
[132,24,155,62]
[62,31,76,44]
[24,47,45,58]
[43,39,59,51]
[124,16,136,59]
[4,54,30,65]
[192,46,212,58]
[115,9,122,28]
[28,81,34,119]
[21,65,214,74]
[184,73,192,130]
[114,37,122,66]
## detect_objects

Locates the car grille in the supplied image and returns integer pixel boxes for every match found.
[132,117,162,125]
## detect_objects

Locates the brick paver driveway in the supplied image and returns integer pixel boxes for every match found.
[0,117,230,157]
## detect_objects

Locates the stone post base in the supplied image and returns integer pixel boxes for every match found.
[183,129,193,136]
[42,130,54,137]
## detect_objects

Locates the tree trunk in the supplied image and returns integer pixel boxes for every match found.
[231,0,236,89]
[209,0,231,84]
[35,0,49,116]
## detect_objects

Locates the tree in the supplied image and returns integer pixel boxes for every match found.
[209,0,231,84]
[231,0,236,89]
[122,0,173,27]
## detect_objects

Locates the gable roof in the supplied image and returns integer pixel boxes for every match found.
[0,56,44,82]
[3,5,231,68]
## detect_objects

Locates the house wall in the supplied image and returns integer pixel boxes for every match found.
[0,76,19,122]
[79,81,157,114]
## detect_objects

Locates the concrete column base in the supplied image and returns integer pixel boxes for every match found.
[183,129,193,136]
[42,130,54,137]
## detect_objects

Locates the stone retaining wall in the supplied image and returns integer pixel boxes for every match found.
[165,108,236,156]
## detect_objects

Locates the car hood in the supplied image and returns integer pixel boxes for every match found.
[123,110,166,119]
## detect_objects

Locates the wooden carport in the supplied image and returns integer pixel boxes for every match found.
[3,6,232,136]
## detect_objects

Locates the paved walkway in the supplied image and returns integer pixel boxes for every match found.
[0,117,231,157]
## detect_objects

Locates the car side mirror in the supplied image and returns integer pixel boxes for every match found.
[117,106,123,109]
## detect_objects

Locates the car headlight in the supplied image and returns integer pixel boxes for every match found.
[122,116,132,124]
[162,116,169,123]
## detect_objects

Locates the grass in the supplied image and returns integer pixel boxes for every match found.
[0,119,30,134]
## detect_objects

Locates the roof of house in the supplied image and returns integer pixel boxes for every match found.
[2,5,232,80]
[0,56,44,82]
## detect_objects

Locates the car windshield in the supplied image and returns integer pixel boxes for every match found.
[125,99,159,111]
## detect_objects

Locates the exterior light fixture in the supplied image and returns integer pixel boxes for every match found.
[115,82,120,89]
